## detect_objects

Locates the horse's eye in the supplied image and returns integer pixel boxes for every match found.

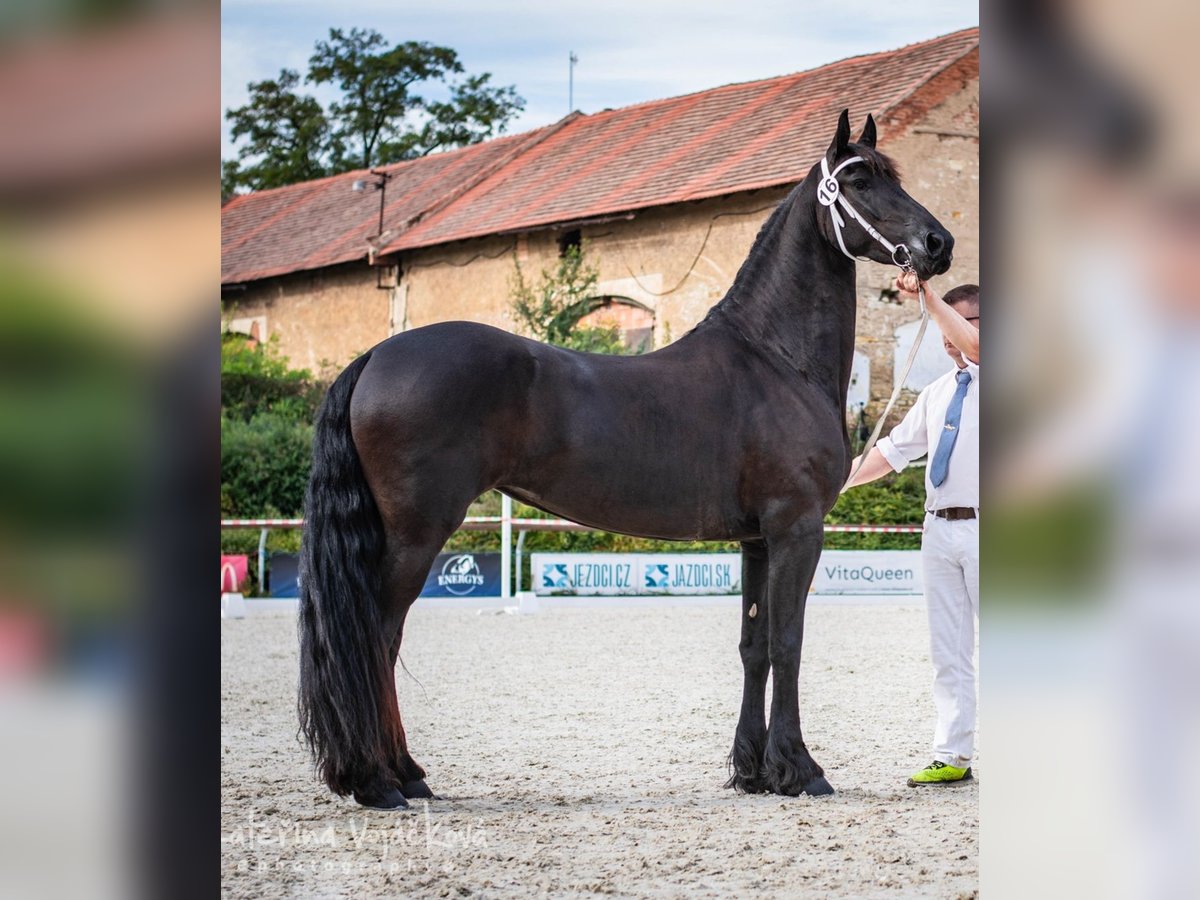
[852,179,870,191]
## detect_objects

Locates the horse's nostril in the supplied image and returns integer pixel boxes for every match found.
[925,231,945,256]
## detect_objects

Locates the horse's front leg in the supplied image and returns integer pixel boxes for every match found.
[763,517,834,796]
[726,539,770,792]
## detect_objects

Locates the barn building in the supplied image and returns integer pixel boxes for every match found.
[221,27,978,416]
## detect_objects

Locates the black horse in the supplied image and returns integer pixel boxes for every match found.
[298,110,953,809]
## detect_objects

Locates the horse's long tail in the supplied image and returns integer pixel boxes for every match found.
[297,351,396,796]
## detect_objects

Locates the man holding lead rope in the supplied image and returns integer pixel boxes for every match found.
[845,273,980,786]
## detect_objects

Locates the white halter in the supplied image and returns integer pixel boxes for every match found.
[823,154,930,493]
[818,155,913,269]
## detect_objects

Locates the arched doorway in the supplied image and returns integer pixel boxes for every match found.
[576,296,655,353]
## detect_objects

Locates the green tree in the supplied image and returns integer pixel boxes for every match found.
[223,30,525,192]
[223,69,336,193]
[509,244,629,354]
[220,332,323,422]
[307,27,524,168]
[403,73,525,161]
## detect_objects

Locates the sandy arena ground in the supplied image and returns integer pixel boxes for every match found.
[222,603,978,897]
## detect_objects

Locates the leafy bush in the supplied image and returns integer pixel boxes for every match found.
[561,322,628,355]
[824,465,925,550]
[220,334,326,591]
[219,332,324,520]
[509,243,638,355]
[220,412,313,518]
[220,332,323,422]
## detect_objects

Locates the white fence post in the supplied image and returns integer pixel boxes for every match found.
[257,528,269,597]
[500,493,513,601]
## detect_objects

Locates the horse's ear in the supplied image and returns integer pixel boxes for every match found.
[827,108,851,163]
[858,114,877,149]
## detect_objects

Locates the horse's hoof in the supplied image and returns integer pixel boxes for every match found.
[802,775,835,796]
[353,786,409,810]
[400,778,435,800]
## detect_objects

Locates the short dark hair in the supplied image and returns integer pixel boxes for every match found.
[943,284,979,307]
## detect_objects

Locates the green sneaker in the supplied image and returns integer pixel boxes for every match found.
[907,760,973,786]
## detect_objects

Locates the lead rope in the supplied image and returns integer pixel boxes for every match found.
[841,281,928,492]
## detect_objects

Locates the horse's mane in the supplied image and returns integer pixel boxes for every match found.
[687,194,795,338]
[684,143,900,344]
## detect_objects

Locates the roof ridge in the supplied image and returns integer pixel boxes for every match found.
[571,26,978,123]
[874,40,980,129]
[224,163,376,207]
[287,127,559,273]
[372,121,561,175]
[371,113,582,255]
[223,124,558,205]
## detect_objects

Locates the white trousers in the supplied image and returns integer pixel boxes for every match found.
[922,513,980,767]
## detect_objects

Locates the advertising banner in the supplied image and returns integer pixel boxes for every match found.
[531,550,921,596]
[269,552,300,597]
[809,550,921,594]
[420,552,503,598]
[532,553,741,596]
[220,555,248,593]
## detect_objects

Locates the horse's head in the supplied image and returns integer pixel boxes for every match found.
[813,109,954,280]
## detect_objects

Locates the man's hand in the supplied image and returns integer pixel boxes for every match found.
[895,271,938,305]
[843,447,897,491]
[893,273,979,364]
[896,270,921,296]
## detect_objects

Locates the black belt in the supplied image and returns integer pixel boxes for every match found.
[929,507,977,521]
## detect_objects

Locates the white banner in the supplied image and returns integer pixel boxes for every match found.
[810,550,921,594]
[532,553,740,596]
[531,550,921,596]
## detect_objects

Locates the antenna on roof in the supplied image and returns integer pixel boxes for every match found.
[569,51,578,113]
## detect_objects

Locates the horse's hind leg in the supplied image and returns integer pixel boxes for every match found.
[376,530,451,802]
[727,539,771,792]
[384,631,434,799]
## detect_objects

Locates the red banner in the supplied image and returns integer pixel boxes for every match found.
[221,555,248,593]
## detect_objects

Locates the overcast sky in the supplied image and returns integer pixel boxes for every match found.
[221,0,978,160]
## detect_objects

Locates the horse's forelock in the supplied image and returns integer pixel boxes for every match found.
[851,145,901,184]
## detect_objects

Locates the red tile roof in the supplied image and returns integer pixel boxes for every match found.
[221,126,559,284]
[222,27,977,286]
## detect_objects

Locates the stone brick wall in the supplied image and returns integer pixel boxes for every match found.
[221,261,390,375]
[398,188,791,348]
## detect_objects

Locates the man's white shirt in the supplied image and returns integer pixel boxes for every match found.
[876,358,979,510]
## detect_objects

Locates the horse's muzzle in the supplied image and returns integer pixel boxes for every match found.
[915,228,954,278]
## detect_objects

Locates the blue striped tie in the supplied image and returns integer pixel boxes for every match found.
[929,369,972,488]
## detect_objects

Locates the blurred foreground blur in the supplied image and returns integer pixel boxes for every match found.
[986,0,1199,897]
[0,4,217,899]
